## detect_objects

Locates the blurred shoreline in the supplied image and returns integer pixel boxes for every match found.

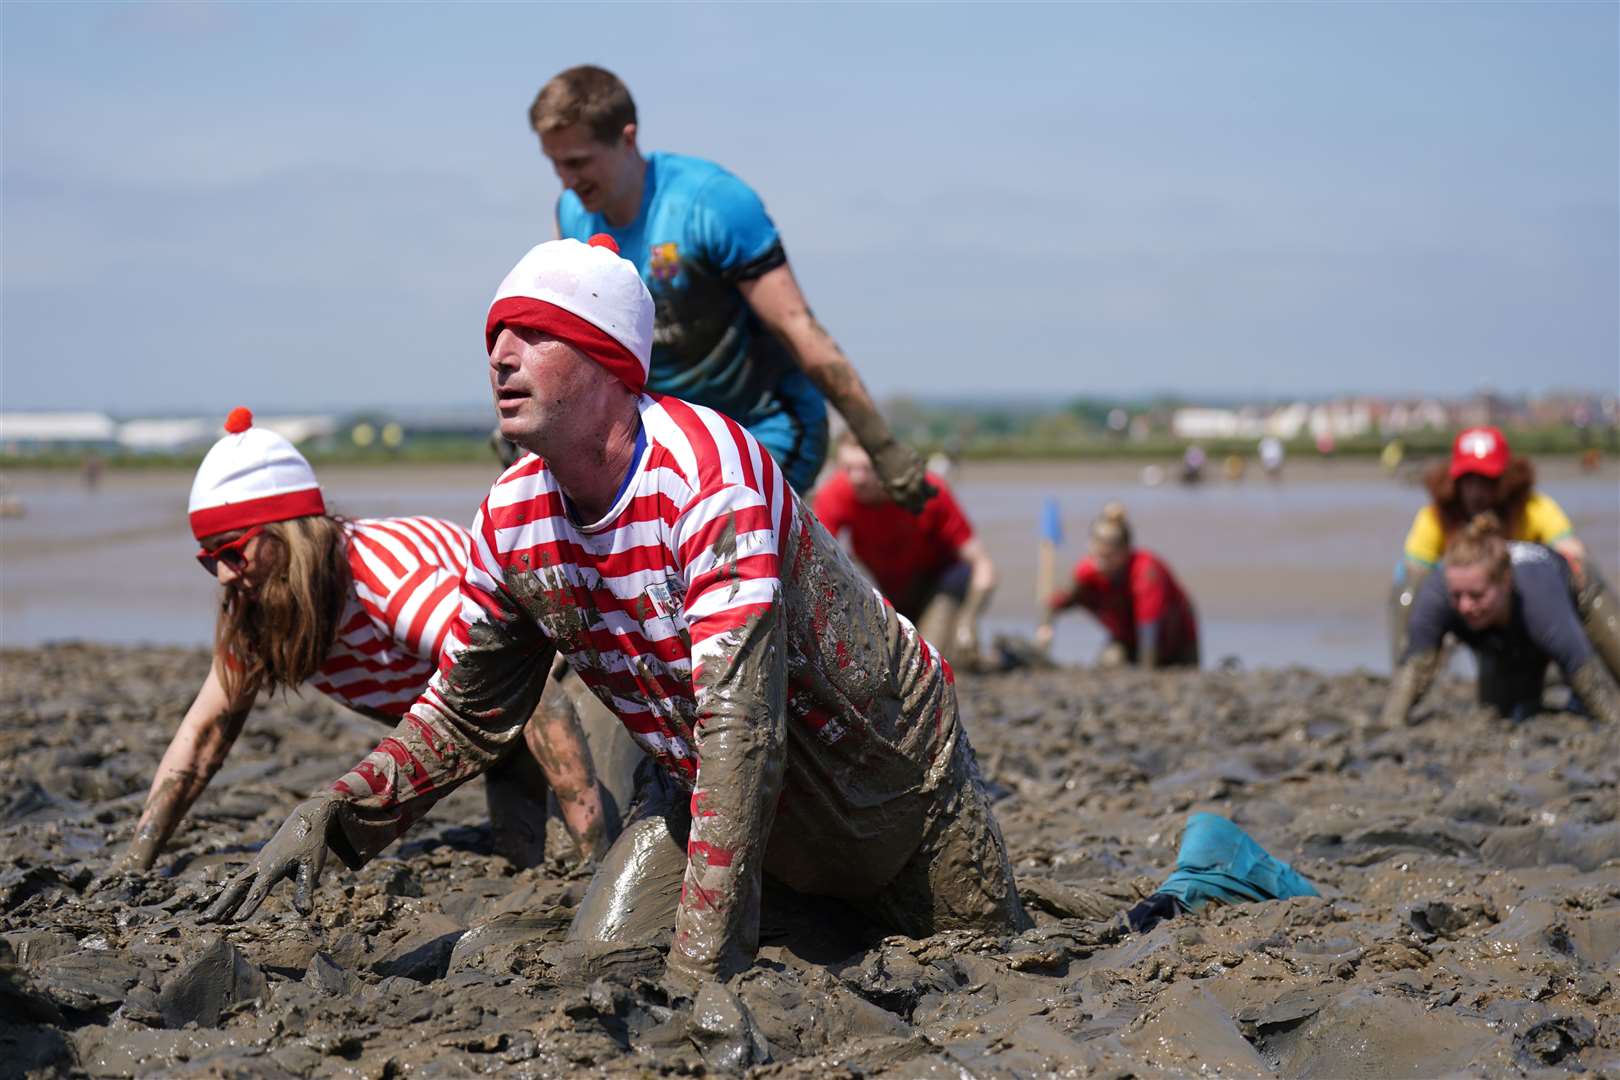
[4,458,1615,673]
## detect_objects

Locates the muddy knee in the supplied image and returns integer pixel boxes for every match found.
[568,768,689,946]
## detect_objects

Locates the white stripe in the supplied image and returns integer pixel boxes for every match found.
[683,525,775,585]
[640,399,701,486]
[694,407,748,487]
[684,576,777,623]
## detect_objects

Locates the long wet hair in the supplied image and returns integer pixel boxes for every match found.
[1423,456,1535,544]
[1444,512,1510,581]
[1090,501,1133,549]
[213,514,350,710]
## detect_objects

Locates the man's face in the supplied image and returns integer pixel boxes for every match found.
[1457,474,1497,517]
[1445,562,1511,631]
[538,123,637,215]
[1089,539,1128,579]
[489,326,619,450]
[837,443,885,504]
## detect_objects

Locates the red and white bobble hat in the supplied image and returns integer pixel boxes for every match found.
[188,408,326,540]
[484,234,654,392]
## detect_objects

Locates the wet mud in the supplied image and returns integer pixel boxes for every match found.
[2,643,1617,1076]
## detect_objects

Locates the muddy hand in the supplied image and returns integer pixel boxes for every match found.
[202,795,339,923]
[122,821,165,873]
[870,440,935,514]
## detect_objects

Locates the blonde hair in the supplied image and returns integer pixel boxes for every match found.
[1444,512,1510,580]
[213,514,350,710]
[1090,501,1132,549]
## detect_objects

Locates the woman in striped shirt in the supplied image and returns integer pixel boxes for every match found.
[124,409,608,872]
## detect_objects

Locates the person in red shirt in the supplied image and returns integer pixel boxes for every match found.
[814,432,997,668]
[1039,503,1199,669]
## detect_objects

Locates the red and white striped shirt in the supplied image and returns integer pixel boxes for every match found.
[306,517,471,718]
[330,396,962,972]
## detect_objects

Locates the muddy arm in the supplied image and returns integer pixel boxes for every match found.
[665,491,791,984]
[739,265,931,511]
[1568,659,1620,725]
[1381,651,1441,727]
[125,659,250,870]
[322,511,578,868]
[324,608,560,869]
[671,604,788,985]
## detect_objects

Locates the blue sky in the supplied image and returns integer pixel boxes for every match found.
[3,2,1615,414]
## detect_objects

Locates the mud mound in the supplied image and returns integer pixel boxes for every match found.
[2,646,1616,1075]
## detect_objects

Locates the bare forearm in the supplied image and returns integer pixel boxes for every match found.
[128,666,247,868]
[524,700,607,858]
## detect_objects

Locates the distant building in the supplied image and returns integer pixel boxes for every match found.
[0,412,118,453]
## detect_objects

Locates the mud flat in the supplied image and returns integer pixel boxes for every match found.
[2,644,1616,1076]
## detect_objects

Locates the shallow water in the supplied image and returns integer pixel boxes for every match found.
[2,458,1617,673]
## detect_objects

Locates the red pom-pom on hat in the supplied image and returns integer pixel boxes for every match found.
[224,407,254,434]
[587,233,620,255]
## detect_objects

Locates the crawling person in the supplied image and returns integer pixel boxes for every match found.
[1038,503,1199,669]
[1390,425,1618,671]
[124,411,610,872]
[1382,513,1620,726]
[203,236,1030,989]
[813,431,997,669]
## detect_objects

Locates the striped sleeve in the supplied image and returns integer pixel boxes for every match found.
[664,458,791,980]
[326,502,555,868]
[348,520,469,662]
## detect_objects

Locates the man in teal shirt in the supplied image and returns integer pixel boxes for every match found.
[529,64,929,504]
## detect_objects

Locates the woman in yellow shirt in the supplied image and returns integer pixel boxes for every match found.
[1389,426,1617,682]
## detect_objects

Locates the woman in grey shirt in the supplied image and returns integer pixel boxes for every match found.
[1384,513,1620,726]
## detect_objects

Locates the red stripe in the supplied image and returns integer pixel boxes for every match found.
[724,414,757,491]
[366,520,432,570]
[190,487,325,540]
[656,396,726,491]
[403,574,459,655]
[675,503,776,568]
[383,565,435,632]
[428,606,459,661]
[351,531,409,580]
[687,840,733,867]
[486,297,646,392]
[378,737,435,794]
[687,602,773,645]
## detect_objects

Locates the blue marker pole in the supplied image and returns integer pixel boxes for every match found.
[1036,497,1063,649]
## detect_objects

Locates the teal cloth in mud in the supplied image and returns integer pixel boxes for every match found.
[1155,812,1318,910]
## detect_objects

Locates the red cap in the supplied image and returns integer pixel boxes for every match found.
[1449,426,1510,479]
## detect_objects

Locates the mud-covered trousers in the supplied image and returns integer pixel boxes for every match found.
[566,731,1031,949]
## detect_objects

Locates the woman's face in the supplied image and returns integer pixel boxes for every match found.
[1456,474,1497,517]
[1445,561,1512,631]
[1090,538,1129,578]
[198,528,274,597]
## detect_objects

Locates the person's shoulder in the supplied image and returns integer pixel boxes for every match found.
[639,393,756,496]
[1508,541,1559,568]
[655,151,746,190]
[1522,491,1573,535]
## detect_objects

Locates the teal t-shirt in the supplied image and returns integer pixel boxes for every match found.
[557,152,815,428]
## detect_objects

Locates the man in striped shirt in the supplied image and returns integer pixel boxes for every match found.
[207,237,1028,987]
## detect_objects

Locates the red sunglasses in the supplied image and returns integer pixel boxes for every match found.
[196,525,265,575]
